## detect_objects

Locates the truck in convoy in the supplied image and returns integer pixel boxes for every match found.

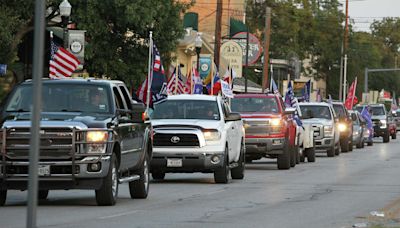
[150,95,245,184]
[355,104,390,143]
[0,79,152,206]
[231,93,297,169]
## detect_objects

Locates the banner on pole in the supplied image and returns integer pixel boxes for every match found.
[221,80,234,98]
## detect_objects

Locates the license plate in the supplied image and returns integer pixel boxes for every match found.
[167,159,182,167]
[38,165,50,176]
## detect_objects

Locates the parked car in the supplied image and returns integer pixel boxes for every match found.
[231,93,297,170]
[332,102,353,152]
[298,102,340,157]
[150,95,245,184]
[0,79,152,206]
[349,110,365,148]
[355,104,390,143]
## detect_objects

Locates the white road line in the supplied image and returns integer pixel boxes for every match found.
[99,210,140,219]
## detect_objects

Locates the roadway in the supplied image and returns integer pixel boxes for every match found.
[1,136,400,228]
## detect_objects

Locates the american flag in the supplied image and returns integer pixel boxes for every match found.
[49,40,80,79]
[153,44,165,74]
[184,67,194,94]
[167,66,185,94]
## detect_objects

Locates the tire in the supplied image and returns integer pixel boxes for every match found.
[356,139,363,148]
[300,154,305,163]
[335,143,340,156]
[95,155,118,206]
[349,140,353,151]
[290,146,296,168]
[306,147,316,162]
[214,147,229,184]
[231,141,245,180]
[383,131,390,143]
[0,190,6,206]
[129,153,150,199]
[340,139,349,152]
[296,148,301,164]
[277,141,290,170]
[38,190,49,200]
[392,133,397,139]
[327,144,335,157]
[245,157,253,163]
[367,140,373,146]
[151,171,165,180]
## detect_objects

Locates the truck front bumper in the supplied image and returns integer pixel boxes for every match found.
[373,126,388,137]
[314,137,334,150]
[151,147,225,173]
[244,137,285,155]
[0,155,111,190]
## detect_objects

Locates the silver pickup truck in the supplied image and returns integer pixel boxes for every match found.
[0,79,151,206]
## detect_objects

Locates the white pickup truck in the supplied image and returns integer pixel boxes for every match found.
[150,95,245,183]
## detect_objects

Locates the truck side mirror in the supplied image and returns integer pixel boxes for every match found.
[131,103,146,123]
[225,112,241,122]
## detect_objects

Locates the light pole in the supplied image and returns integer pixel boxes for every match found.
[195,32,203,72]
[59,0,72,49]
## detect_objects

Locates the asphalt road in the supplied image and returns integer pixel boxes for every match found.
[2,136,400,228]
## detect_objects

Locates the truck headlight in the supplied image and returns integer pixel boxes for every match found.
[324,126,333,137]
[86,131,108,142]
[270,118,281,126]
[203,130,221,142]
[380,120,387,128]
[338,123,347,132]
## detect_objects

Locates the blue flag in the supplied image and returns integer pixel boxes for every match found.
[285,81,294,107]
[150,44,167,94]
[270,78,279,95]
[302,79,311,102]
[361,106,373,129]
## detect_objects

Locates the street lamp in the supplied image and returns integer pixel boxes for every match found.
[59,0,72,48]
[195,32,203,72]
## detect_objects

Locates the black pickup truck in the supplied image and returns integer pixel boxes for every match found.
[0,79,152,206]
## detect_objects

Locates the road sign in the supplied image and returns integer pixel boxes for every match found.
[231,32,262,66]
[220,41,243,78]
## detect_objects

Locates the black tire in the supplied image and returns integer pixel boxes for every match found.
[296,148,300,164]
[0,190,6,206]
[367,140,373,146]
[151,171,165,180]
[392,133,397,139]
[300,154,305,163]
[245,157,253,163]
[349,140,353,151]
[231,141,245,180]
[277,141,290,170]
[356,139,363,148]
[327,144,335,157]
[214,147,229,183]
[129,153,150,199]
[95,155,118,206]
[383,131,390,143]
[306,147,316,162]
[335,143,340,156]
[340,139,349,152]
[38,190,49,200]
[290,146,296,168]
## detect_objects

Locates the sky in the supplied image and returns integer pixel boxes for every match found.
[344,0,400,32]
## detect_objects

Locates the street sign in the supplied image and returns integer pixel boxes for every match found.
[231,32,262,66]
[220,41,243,78]
[199,55,212,79]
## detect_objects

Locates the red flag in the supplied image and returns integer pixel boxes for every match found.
[136,78,152,105]
[345,78,358,110]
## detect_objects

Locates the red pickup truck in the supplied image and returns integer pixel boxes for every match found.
[231,93,297,169]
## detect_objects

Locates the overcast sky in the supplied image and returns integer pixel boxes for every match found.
[344,0,400,32]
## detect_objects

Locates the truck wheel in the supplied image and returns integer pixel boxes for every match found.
[38,190,49,200]
[392,133,397,139]
[327,144,335,157]
[95,155,118,206]
[290,146,296,168]
[367,140,373,146]
[277,141,290,170]
[335,143,340,156]
[306,147,316,162]
[151,171,165,180]
[300,153,305,163]
[214,147,229,184]
[231,142,245,180]
[245,157,253,163]
[349,140,353,151]
[340,140,349,152]
[296,148,301,164]
[129,153,150,199]
[0,190,6,206]
[383,131,390,143]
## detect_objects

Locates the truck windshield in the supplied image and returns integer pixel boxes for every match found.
[5,83,112,114]
[231,97,279,113]
[355,106,385,116]
[152,100,220,120]
[333,104,346,118]
[299,105,332,120]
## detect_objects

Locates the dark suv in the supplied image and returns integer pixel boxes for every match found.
[355,104,390,143]
[332,102,353,152]
[0,79,152,206]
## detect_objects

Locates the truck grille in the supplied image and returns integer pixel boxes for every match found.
[312,124,323,139]
[4,127,76,160]
[153,133,200,147]
[244,120,283,136]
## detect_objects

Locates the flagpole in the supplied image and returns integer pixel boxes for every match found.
[190,66,194,94]
[146,31,153,112]
[351,77,357,109]
[211,61,214,95]
[175,59,179,94]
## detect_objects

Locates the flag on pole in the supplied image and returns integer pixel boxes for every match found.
[193,68,203,94]
[327,94,333,104]
[167,66,185,94]
[344,77,358,110]
[316,88,322,102]
[270,78,279,95]
[361,106,373,140]
[184,67,193,94]
[137,78,150,105]
[150,44,167,94]
[284,81,295,107]
[302,79,311,102]
[49,39,80,79]
[391,92,398,111]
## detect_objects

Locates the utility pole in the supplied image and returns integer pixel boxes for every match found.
[339,0,349,100]
[214,0,223,67]
[342,0,350,101]
[262,7,272,92]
